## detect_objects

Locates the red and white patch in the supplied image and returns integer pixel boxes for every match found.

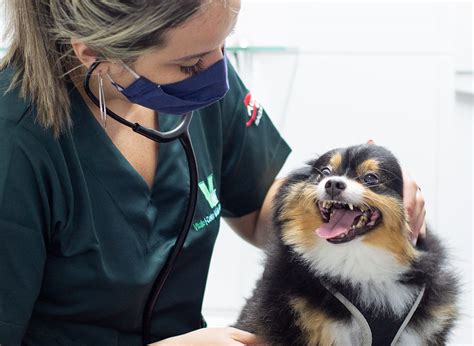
[244,92,263,127]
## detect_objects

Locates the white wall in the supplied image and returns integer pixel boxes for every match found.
[204,2,473,345]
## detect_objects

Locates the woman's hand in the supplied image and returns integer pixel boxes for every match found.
[367,140,426,244]
[148,327,260,346]
[402,169,427,245]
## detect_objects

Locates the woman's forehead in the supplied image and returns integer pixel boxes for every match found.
[151,0,241,63]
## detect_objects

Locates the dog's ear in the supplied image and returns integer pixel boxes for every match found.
[305,153,322,168]
[305,158,318,167]
[292,166,313,177]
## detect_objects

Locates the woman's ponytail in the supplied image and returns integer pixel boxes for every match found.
[1,0,71,137]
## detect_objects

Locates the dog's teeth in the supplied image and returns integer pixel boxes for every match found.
[348,203,354,210]
[355,217,366,228]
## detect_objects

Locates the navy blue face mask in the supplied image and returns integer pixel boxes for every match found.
[108,54,229,115]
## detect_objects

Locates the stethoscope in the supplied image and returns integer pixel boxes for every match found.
[84,61,199,346]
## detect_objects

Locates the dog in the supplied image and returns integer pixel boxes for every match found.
[235,144,459,345]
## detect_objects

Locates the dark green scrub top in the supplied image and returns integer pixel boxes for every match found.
[0,62,291,346]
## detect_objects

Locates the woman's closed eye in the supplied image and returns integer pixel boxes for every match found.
[180,58,205,76]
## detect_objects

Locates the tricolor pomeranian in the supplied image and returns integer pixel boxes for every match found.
[236,144,459,345]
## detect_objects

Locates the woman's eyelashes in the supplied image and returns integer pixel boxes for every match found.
[180,58,205,76]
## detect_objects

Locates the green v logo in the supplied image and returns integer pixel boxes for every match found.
[198,174,219,208]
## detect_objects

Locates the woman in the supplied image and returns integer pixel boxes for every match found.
[0,0,426,345]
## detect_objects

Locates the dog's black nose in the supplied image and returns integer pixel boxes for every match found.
[325,179,346,197]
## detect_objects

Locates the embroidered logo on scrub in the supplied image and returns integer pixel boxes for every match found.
[193,174,221,231]
[244,92,263,127]
[198,174,219,208]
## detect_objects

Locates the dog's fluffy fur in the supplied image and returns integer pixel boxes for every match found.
[235,144,459,345]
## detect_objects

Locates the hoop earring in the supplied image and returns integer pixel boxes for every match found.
[98,74,107,129]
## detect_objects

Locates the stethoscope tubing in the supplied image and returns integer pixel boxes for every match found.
[83,62,199,345]
[141,132,198,345]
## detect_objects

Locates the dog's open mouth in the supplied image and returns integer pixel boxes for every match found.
[316,200,382,244]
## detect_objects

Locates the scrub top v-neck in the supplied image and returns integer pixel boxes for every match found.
[0,63,291,346]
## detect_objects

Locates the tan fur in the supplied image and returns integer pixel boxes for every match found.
[280,180,417,264]
[290,296,337,345]
[357,159,380,177]
[361,190,416,264]
[329,152,342,171]
[280,182,324,251]
[430,304,458,326]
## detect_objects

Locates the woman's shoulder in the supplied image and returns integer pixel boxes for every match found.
[0,67,60,150]
[0,67,33,125]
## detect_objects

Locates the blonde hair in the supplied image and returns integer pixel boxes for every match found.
[0,0,204,137]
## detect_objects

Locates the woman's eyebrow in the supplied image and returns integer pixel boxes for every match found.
[172,49,215,63]
[172,20,238,63]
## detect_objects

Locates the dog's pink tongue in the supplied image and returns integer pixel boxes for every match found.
[316,209,362,239]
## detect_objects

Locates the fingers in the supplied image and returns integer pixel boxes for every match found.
[418,219,427,239]
[402,170,418,219]
[228,327,260,345]
[413,187,426,243]
[402,170,426,245]
[402,170,417,222]
[413,191,426,239]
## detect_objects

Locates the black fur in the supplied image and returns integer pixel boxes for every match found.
[235,144,459,345]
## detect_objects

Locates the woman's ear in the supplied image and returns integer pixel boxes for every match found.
[70,38,102,70]
[70,38,125,77]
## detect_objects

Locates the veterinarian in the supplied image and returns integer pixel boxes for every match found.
[0,0,427,345]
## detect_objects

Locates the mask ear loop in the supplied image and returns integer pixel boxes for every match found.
[106,61,140,92]
[97,73,107,129]
[121,62,141,79]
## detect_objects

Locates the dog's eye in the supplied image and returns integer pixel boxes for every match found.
[363,173,379,185]
[321,167,332,176]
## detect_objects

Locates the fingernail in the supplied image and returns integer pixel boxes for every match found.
[367,139,375,145]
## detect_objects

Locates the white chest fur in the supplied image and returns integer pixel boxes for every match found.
[294,237,417,317]
[330,318,425,346]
